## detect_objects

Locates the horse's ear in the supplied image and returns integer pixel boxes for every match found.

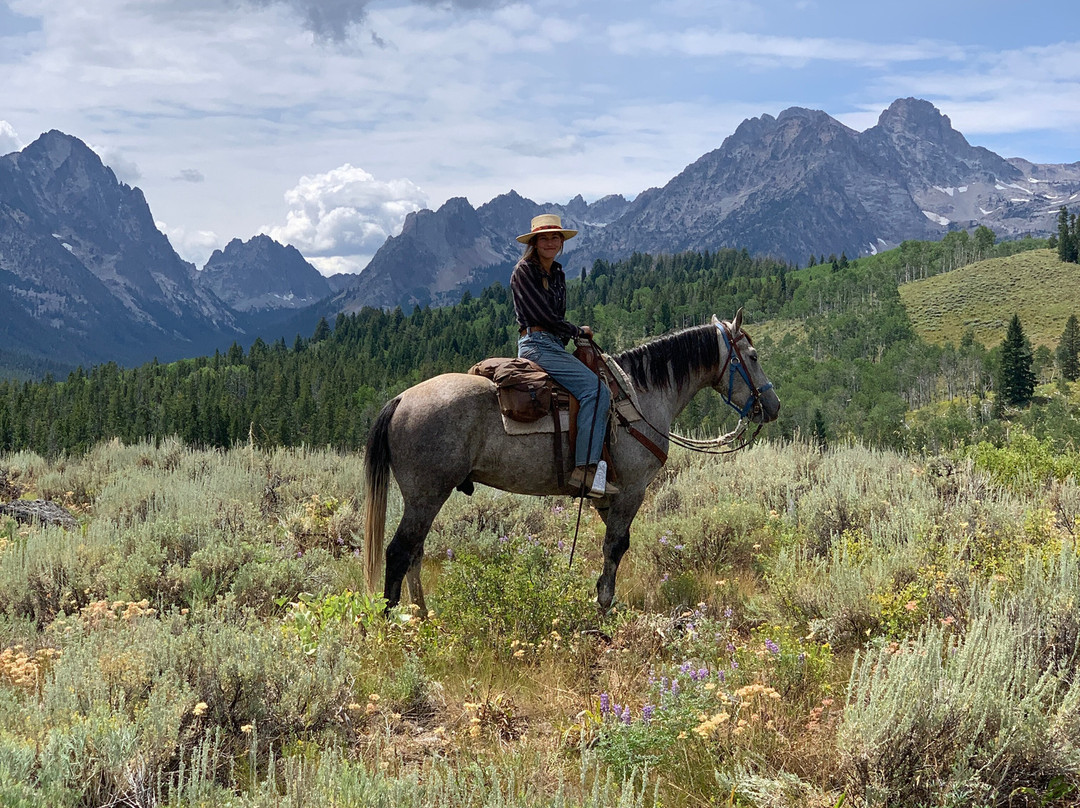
[733,308,744,333]
[710,314,720,326]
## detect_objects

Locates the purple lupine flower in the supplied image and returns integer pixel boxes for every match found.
[353,548,360,557]
[697,667,709,681]
[723,607,734,619]
[765,638,780,655]
[731,661,739,670]
[674,544,685,551]
[661,573,669,583]
[670,679,680,697]
[642,704,654,724]
[726,642,736,652]
[659,535,668,545]
[599,693,610,715]
[621,706,631,725]
[798,652,806,664]
[499,535,509,543]
[660,677,669,693]
[718,670,726,683]
[680,660,693,675]
[446,548,454,560]
[557,541,564,551]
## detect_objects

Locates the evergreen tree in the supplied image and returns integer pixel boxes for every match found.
[997,314,1037,407]
[1056,314,1080,381]
[1058,206,1078,264]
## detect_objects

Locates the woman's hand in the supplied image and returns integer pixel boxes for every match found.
[579,325,594,339]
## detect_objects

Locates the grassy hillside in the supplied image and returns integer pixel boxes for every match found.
[899,248,1080,348]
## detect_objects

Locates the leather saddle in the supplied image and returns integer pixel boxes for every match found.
[467,341,624,488]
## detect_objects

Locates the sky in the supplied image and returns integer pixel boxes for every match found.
[1,0,1078,275]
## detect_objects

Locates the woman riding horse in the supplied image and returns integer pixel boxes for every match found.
[510,214,617,498]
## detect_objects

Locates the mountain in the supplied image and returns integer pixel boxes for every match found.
[4,99,1079,374]
[343,99,1079,310]
[329,191,629,312]
[0,131,243,368]
[195,234,331,313]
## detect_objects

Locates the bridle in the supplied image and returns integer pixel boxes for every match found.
[715,319,773,421]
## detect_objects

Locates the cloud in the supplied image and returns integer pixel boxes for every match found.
[606,23,949,67]
[266,164,428,274]
[156,221,221,269]
[0,121,23,155]
[93,145,143,185]
[174,168,205,183]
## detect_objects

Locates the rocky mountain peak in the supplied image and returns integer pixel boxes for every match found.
[875,97,968,149]
[197,234,330,313]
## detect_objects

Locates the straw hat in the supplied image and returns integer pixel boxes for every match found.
[515,213,578,244]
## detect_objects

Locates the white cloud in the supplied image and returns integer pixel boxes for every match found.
[93,145,142,185]
[606,22,949,67]
[157,221,222,270]
[0,121,23,155]
[265,164,428,274]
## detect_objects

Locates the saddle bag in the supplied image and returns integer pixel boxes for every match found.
[469,357,553,423]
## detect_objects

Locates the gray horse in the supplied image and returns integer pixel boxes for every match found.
[363,311,780,613]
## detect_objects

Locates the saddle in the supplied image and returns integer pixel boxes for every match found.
[467,341,641,489]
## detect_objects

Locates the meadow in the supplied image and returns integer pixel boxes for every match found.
[898,248,1080,349]
[1,432,1079,807]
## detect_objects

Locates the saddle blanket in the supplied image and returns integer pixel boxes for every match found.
[501,408,571,436]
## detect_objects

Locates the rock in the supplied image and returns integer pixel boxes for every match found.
[0,500,78,530]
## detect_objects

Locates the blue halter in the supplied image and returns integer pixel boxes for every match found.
[717,321,773,418]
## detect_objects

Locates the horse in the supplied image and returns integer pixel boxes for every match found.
[363,310,780,614]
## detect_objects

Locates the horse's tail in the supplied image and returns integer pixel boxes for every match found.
[364,396,401,593]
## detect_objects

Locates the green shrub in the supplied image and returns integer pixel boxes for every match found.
[840,588,1080,805]
[431,534,595,657]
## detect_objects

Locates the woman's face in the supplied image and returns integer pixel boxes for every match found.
[534,232,564,264]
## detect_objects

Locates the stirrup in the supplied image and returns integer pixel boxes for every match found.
[570,462,620,498]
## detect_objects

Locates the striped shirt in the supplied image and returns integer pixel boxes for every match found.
[510,258,582,344]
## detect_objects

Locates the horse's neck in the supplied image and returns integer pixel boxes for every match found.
[636,363,717,429]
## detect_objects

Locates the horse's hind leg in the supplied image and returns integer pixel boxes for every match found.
[384,496,447,610]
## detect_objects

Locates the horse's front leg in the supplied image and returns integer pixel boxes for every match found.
[595,494,644,613]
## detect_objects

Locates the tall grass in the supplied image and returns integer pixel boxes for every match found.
[1,434,1079,806]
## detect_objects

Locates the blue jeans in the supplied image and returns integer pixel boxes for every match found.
[518,331,610,467]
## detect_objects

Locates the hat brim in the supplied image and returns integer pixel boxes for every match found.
[516,228,578,244]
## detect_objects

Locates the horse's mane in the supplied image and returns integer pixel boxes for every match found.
[613,323,720,391]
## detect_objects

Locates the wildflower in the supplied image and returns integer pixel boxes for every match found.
[241,724,253,734]
[192,702,208,717]
[446,548,454,560]
[599,693,610,715]
[764,638,780,655]
[621,706,631,725]
[499,535,509,544]
[697,667,709,680]
[659,535,668,545]
[674,544,685,551]
[642,704,654,723]
[670,679,680,697]
[904,600,918,611]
